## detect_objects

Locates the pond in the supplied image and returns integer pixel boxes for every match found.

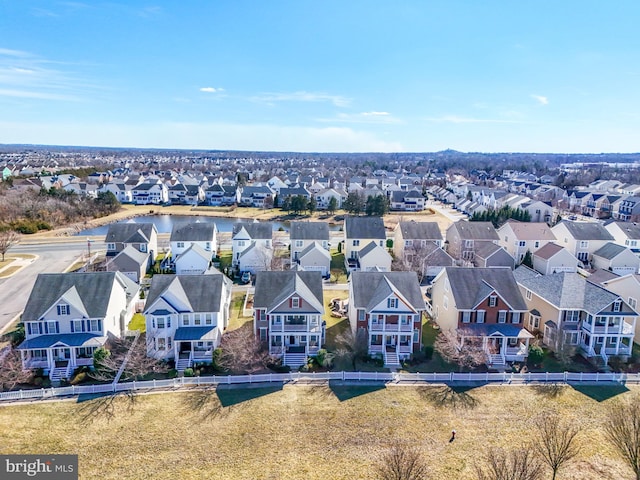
[76,214,342,235]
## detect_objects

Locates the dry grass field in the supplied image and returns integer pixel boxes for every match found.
[0,383,637,480]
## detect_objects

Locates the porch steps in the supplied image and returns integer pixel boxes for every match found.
[384,350,400,367]
[49,366,71,382]
[489,354,505,366]
[176,357,193,373]
[283,353,307,369]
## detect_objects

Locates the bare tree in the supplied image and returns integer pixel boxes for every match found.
[216,323,273,374]
[534,412,580,480]
[604,398,640,480]
[434,328,487,371]
[475,447,543,480]
[376,441,429,480]
[333,327,369,369]
[90,334,167,382]
[0,230,20,262]
[0,349,32,391]
[392,242,435,283]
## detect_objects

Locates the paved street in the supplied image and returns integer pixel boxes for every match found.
[0,240,101,334]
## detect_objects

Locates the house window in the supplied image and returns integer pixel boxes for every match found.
[529,314,540,329]
[27,322,41,336]
[518,241,526,247]
[358,310,365,321]
[613,301,622,312]
[46,321,59,334]
[353,240,360,247]
[205,313,213,325]
[413,330,419,343]
[194,314,201,325]
[579,241,588,248]
[464,240,474,248]
[205,242,211,250]
[387,298,398,309]
[629,297,637,310]
[526,290,532,300]
[489,296,497,307]
[462,311,471,323]
[157,338,166,350]
[139,244,147,252]
[273,315,282,325]
[498,311,507,323]
[295,240,303,248]
[534,241,540,248]
[167,338,172,350]
[182,314,189,326]
[565,311,580,322]
[57,304,70,316]
[511,312,521,324]
[291,297,300,308]
[107,243,116,251]
[477,311,485,323]
[259,328,267,341]
[405,240,413,247]
[443,296,448,310]
[401,315,410,325]
[177,242,185,248]
[72,320,83,332]
[157,317,166,329]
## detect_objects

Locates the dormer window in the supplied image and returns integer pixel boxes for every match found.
[387,298,398,308]
[613,300,622,312]
[292,297,300,308]
[57,304,70,315]
[489,296,497,307]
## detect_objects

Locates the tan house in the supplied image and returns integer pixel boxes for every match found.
[497,220,556,263]
[596,274,640,343]
[532,242,578,275]
[445,221,499,262]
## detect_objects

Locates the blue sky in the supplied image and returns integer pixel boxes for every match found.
[1,1,639,153]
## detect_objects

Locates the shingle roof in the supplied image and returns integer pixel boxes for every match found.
[398,221,442,241]
[174,326,216,341]
[112,244,149,267]
[232,222,273,239]
[345,216,386,239]
[298,242,331,260]
[23,272,138,321]
[593,242,628,260]
[350,271,426,311]
[290,221,330,240]
[609,221,640,240]
[444,267,526,310]
[105,223,156,244]
[533,242,565,260]
[253,271,324,312]
[170,222,216,242]
[18,333,105,350]
[500,220,556,241]
[145,274,230,314]
[513,266,619,314]
[558,220,614,241]
[451,221,499,241]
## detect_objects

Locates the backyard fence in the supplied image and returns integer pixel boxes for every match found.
[2,370,640,402]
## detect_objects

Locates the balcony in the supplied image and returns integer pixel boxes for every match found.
[370,323,413,332]
[270,323,320,332]
[581,322,631,335]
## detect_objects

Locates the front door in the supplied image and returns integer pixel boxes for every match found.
[290,335,296,346]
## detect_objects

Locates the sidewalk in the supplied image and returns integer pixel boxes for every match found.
[0,254,38,278]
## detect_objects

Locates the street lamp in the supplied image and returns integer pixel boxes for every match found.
[87,238,93,260]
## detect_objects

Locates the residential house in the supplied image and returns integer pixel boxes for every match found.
[205,184,238,206]
[98,181,133,203]
[520,200,554,223]
[474,243,515,269]
[605,221,640,259]
[389,190,426,211]
[170,222,217,259]
[315,187,348,210]
[295,243,331,277]
[168,183,205,205]
[515,266,636,365]
[239,185,274,208]
[174,243,214,275]
[430,267,532,366]
[231,222,273,270]
[551,220,615,264]
[253,271,325,368]
[131,181,169,205]
[290,222,330,275]
[592,243,640,275]
[532,242,579,275]
[393,221,443,258]
[445,221,500,262]
[105,223,158,264]
[497,220,556,263]
[144,274,232,371]
[348,271,426,367]
[343,216,387,272]
[17,272,139,380]
[595,274,640,342]
[105,245,149,283]
[356,241,392,272]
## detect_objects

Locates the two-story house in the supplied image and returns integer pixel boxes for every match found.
[348,271,426,367]
[515,266,636,366]
[231,222,273,272]
[445,221,500,262]
[253,271,325,368]
[131,181,169,205]
[343,216,387,271]
[105,222,158,265]
[389,190,426,211]
[144,273,232,371]
[591,243,640,275]
[497,220,557,263]
[289,222,330,276]
[430,267,532,366]
[605,221,640,260]
[205,184,238,206]
[532,242,578,275]
[616,196,640,222]
[239,185,274,208]
[393,220,443,258]
[595,274,640,342]
[551,220,615,265]
[170,222,217,259]
[17,272,139,381]
[105,245,149,283]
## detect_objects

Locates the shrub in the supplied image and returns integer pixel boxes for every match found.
[268,363,291,373]
[33,376,43,387]
[528,345,544,366]
[70,372,87,385]
[167,369,178,378]
[183,368,194,377]
[423,345,434,360]
[93,347,111,370]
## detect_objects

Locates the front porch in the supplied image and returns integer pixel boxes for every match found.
[462,324,533,367]
[173,326,220,371]
[269,333,322,367]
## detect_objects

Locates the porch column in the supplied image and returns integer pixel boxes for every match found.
[20,350,26,369]
[174,341,178,362]
[191,341,194,358]
[69,347,77,368]
[46,349,54,371]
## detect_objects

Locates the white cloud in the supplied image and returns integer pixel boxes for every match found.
[424,115,521,124]
[199,87,224,93]
[0,88,79,101]
[361,111,390,116]
[252,91,351,107]
[531,94,549,105]
[316,112,401,124]
[0,48,31,57]
[0,121,404,153]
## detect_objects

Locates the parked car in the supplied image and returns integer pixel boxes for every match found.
[240,271,251,284]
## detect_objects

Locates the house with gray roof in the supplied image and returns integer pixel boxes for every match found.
[393,221,443,259]
[232,222,273,269]
[290,221,330,266]
[356,241,392,272]
[514,266,636,365]
[348,271,426,367]
[105,222,158,264]
[605,221,640,259]
[253,271,325,368]
[445,221,500,262]
[131,181,168,205]
[430,267,532,366]
[144,273,232,371]
[389,190,426,211]
[17,272,139,381]
[170,222,217,259]
[174,243,213,275]
[497,220,556,263]
[106,245,149,283]
[592,242,640,275]
[239,185,274,208]
[532,242,578,275]
[343,216,386,270]
[551,220,615,264]
[294,243,331,276]
[473,243,515,269]
[205,184,238,206]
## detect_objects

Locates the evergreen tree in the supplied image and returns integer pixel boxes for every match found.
[327,196,338,214]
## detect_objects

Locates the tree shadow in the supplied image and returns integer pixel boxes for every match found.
[328,381,385,402]
[182,386,228,421]
[571,383,629,402]
[531,383,566,399]
[325,318,350,350]
[216,384,283,407]
[417,384,480,410]
[74,390,137,423]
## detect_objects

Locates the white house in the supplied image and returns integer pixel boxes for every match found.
[289,221,330,264]
[170,222,217,258]
[532,242,579,275]
[232,222,273,269]
[592,243,640,275]
[551,220,615,264]
[175,243,212,275]
[343,216,386,271]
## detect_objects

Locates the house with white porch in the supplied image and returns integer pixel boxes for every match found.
[594,274,640,342]
[514,266,637,366]
[348,271,426,367]
[17,272,139,381]
[144,274,232,371]
[430,267,532,366]
[253,271,325,368]
[232,222,273,269]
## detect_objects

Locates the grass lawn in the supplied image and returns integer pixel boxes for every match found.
[323,290,349,351]
[0,384,636,479]
[227,291,252,331]
[0,265,23,278]
[127,313,146,333]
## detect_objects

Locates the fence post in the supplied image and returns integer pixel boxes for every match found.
[580,372,583,382]
[596,372,599,382]
[20,390,23,399]
[227,375,231,384]
[249,374,252,384]
[563,371,568,382]
[449,372,453,382]
[133,380,137,391]
[342,371,345,381]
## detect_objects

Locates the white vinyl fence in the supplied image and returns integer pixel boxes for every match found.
[1,370,640,402]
